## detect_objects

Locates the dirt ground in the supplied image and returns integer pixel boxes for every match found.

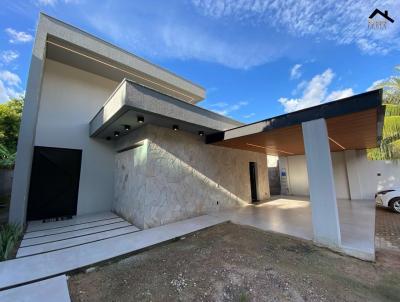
[68,223,400,302]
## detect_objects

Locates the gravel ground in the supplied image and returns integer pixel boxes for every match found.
[68,223,400,302]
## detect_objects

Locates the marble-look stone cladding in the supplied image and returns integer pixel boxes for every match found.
[113,124,270,229]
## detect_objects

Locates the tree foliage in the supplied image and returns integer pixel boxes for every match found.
[0,98,23,153]
[367,66,400,160]
[0,98,23,168]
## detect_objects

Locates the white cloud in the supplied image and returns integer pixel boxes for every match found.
[367,78,387,91]
[209,102,228,108]
[191,0,400,56]
[36,0,78,5]
[5,28,33,43]
[290,64,302,79]
[206,101,248,116]
[86,6,284,70]
[357,39,389,55]
[243,113,255,118]
[0,50,19,64]
[278,69,354,112]
[326,88,354,102]
[0,70,21,86]
[0,70,23,102]
[37,0,57,5]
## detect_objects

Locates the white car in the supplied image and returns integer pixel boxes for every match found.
[375,189,400,213]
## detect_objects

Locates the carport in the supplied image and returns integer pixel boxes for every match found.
[207,90,384,260]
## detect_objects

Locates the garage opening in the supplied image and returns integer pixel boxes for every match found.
[27,146,82,221]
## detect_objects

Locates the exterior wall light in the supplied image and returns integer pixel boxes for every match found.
[198,131,204,136]
[137,116,144,123]
[172,125,179,131]
[114,131,120,137]
[124,125,131,131]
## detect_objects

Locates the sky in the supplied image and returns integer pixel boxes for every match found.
[0,0,399,122]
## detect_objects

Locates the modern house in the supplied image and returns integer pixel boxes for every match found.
[9,14,387,260]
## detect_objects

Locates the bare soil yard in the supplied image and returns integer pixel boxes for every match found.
[68,223,400,302]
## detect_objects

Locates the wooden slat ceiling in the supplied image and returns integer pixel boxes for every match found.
[212,109,378,156]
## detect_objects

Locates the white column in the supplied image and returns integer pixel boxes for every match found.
[302,118,341,248]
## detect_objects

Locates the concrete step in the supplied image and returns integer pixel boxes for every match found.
[0,215,228,290]
[26,212,118,232]
[18,225,140,257]
[24,217,124,239]
[21,221,132,247]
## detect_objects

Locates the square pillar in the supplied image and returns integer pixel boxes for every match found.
[302,118,341,248]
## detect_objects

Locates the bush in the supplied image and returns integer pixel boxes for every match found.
[0,223,22,261]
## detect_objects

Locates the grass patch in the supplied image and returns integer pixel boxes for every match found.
[0,223,22,261]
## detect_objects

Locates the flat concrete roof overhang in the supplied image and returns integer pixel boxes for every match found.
[206,90,385,156]
[42,14,205,104]
[90,79,242,140]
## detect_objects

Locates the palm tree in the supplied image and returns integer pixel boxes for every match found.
[367,65,400,160]
[375,65,400,104]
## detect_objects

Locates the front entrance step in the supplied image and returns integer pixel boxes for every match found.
[26,212,119,233]
[17,225,139,257]
[0,215,228,290]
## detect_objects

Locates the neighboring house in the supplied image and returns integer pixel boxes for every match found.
[9,14,385,253]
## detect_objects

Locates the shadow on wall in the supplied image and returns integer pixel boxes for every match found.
[113,124,269,228]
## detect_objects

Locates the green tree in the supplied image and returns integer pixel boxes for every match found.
[0,98,23,154]
[367,66,400,160]
[0,98,23,168]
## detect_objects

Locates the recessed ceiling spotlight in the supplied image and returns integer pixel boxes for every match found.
[124,125,131,131]
[172,125,179,131]
[106,136,111,141]
[114,131,120,137]
[198,131,204,136]
[137,116,144,123]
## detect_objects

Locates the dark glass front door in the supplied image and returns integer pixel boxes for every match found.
[27,146,82,220]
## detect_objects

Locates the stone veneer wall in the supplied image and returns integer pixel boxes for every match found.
[113,124,269,229]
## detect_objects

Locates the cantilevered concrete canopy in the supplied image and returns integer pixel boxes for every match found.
[90,79,242,140]
[206,90,384,156]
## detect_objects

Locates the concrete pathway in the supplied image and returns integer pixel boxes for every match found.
[0,214,227,290]
[0,275,70,302]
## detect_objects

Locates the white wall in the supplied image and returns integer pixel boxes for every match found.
[280,152,350,199]
[34,59,119,215]
[286,155,309,196]
[345,150,400,199]
[280,150,400,200]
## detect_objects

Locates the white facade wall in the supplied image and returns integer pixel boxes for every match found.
[34,59,119,214]
[279,152,350,199]
[345,150,400,199]
[113,124,270,229]
[280,150,400,200]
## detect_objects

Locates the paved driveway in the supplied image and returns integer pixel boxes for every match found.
[375,207,400,251]
[214,196,376,260]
